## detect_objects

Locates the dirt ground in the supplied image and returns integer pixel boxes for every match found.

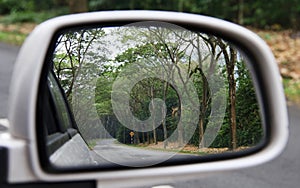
[139,141,249,154]
[0,22,36,35]
[253,29,300,80]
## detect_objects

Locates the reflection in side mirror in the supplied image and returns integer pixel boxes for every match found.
[42,21,263,168]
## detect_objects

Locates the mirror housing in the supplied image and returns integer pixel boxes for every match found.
[3,11,288,187]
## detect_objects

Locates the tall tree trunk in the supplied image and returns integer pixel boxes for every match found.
[194,35,217,149]
[142,132,145,144]
[225,47,237,150]
[237,0,244,25]
[178,122,184,147]
[68,0,88,13]
[218,39,237,150]
[178,0,184,12]
[199,68,209,149]
[123,126,125,144]
[147,132,150,144]
[199,118,205,148]
[229,48,237,150]
[162,82,169,149]
[151,86,158,144]
[135,132,140,144]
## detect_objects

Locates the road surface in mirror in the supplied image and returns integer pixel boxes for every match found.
[89,138,198,167]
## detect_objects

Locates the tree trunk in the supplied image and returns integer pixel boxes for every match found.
[142,132,145,144]
[147,132,150,144]
[123,126,125,144]
[135,132,140,144]
[229,83,237,150]
[68,0,88,13]
[237,0,244,25]
[162,82,169,149]
[151,86,158,144]
[198,68,209,149]
[218,39,237,151]
[178,123,184,147]
[229,48,237,150]
[199,118,205,148]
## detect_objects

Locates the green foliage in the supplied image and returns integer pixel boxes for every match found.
[53,28,107,141]
[0,0,68,24]
[0,0,68,14]
[0,31,26,45]
[210,61,263,148]
[1,0,299,29]
[96,40,184,144]
[283,79,300,103]
[53,28,106,97]
[0,0,34,14]
[89,0,300,29]
[235,61,263,146]
[52,25,264,151]
[0,9,68,24]
[95,76,115,116]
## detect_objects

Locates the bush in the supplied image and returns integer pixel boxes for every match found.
[0,9,69,24]
[0,0,34,14]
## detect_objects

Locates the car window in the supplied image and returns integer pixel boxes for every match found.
[47,72,72,132]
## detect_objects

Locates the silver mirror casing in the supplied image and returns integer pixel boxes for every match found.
[5,11,288,187]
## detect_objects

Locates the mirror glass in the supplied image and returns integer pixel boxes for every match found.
[43,21,264,168]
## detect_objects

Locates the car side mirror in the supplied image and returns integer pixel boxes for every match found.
[2,11,288,188]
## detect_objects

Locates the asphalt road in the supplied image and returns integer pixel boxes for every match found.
[0,43,19,118]
[167,105,300,188]
[0,43,299,187]
[91,138,200,167]
[93,138,176,167]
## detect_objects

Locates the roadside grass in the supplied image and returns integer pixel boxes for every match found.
[87,139,98,150]
[283,78,300,104]
[128,142,250,156]
[0,9,68,24]
[0,30,26,45]
[0,22,35,46]
[128,143,207,155]
[0,9,67,45]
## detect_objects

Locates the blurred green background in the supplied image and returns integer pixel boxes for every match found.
[0,0,299,28]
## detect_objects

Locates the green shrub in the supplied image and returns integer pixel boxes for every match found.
[0,0,34,14]
[0,9,68,24]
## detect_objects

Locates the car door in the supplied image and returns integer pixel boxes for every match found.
[44,71,93,166]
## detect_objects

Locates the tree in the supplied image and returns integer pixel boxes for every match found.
[53,28,107,140]
[51,24,264,152]
[236,61,263,146]
[217,39,238,150]
[53,28,105,99]
[114,43,171,145]
[68,0,88,13]
[114,26,228,149]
